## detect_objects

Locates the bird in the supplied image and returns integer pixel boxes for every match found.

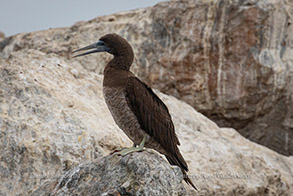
[72,33,197,190]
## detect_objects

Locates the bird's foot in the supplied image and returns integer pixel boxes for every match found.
[113,135,146,156]
[116,145,145,156]
[110,145,136,155]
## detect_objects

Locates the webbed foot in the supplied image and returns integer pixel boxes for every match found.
[114,135,146,156]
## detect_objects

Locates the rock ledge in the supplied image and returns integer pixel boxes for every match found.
[31,151,186,196]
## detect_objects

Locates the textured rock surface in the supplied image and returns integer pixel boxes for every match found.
[0,0,292,155]
[0,50,129,196]
[0,50,292,195]
[31,151,186,196]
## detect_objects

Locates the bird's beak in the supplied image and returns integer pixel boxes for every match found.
[72,40,110,58]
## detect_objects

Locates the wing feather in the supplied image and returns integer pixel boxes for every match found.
[125,76,188,171]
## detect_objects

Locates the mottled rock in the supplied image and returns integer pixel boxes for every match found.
[31,151,186,196]
[0,50,130,196]
[0,0,292,155]
[0,50,292,195]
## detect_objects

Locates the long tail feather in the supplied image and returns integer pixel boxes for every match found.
[165,155,197,190]
[182,169,197,190]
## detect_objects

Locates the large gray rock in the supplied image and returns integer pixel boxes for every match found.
[0,50,126,196]
[0,50,292,195]
[31,151,186,196]
[0,0,292,155]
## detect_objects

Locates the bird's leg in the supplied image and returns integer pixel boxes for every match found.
[117,135,146,156]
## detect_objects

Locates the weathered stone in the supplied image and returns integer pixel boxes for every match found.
[31,151,186,196]
[0,50,292,195]
[0,0,292,155]
[0,50,130,196]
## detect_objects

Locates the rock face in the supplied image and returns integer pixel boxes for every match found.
[31,151,186,196]
[0,49,292,195]
[0,0,292,156]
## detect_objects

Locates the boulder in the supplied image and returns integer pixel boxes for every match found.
[0,50,292,195]
[31,151,186,196]
[0,0,292,155]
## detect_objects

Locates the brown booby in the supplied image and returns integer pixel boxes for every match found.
[72,33,197,190]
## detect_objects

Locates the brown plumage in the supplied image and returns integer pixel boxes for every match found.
[72,33,197,190]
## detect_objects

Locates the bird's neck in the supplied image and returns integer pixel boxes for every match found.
[103,56,134,87]
[104,55,133,72]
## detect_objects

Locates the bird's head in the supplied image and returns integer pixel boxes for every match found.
[72,33,134,59]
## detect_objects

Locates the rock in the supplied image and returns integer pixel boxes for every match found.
[31,151,186,196]
[0,49,292,195]
[0,50,130,196]
[0,0,292,155]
